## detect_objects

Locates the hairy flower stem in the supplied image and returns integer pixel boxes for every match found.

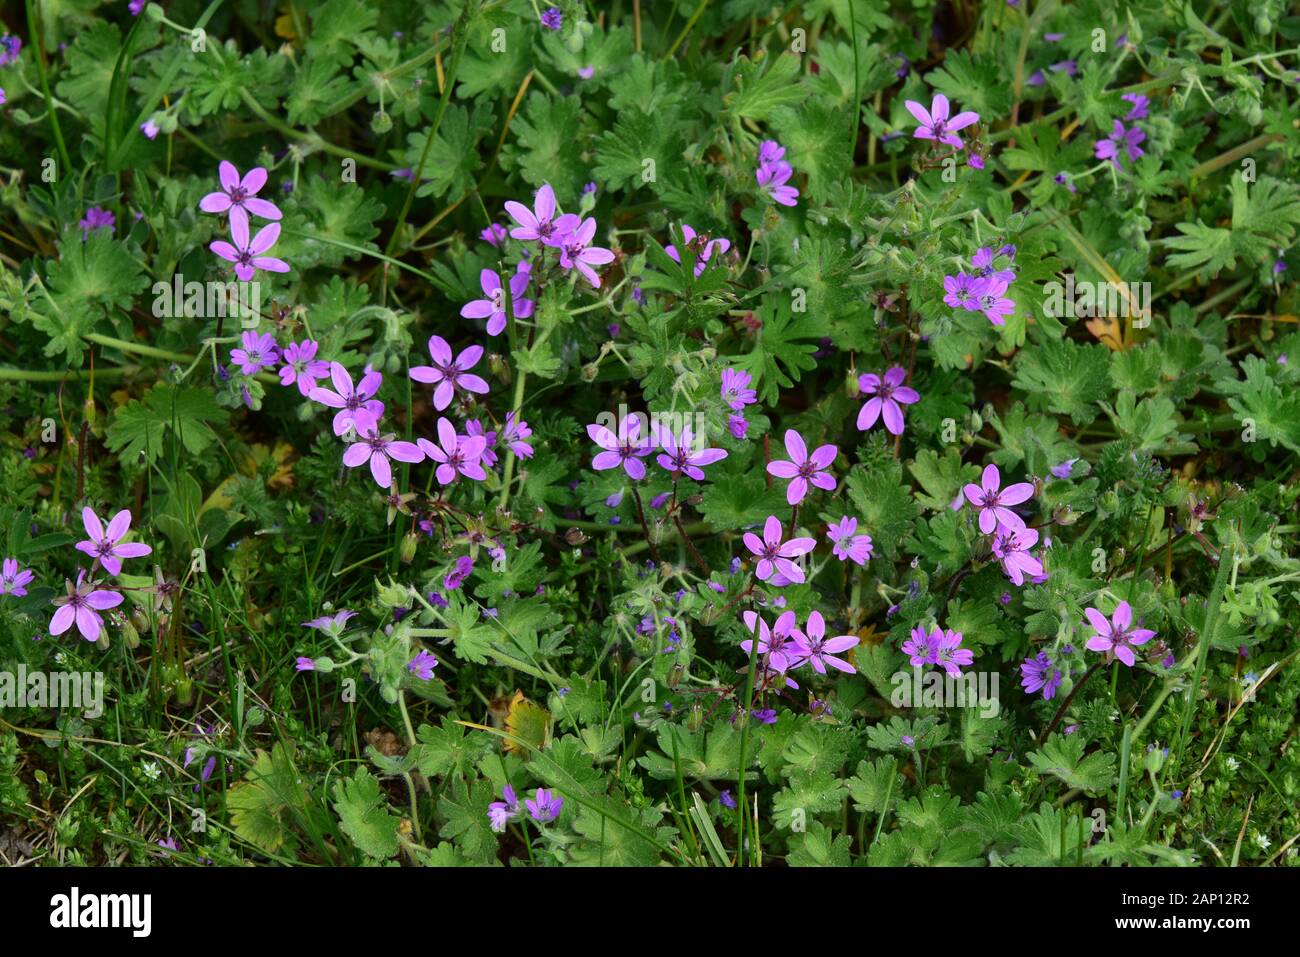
[630,485,661,565]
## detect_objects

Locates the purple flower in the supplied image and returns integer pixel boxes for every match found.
[466,420,498,467]
[1094,120,1145,170]
[302,609,357,635]
[827,516,873,565]
[1121,93,1150,121]
[756,157,799,207]
[444,555,474,590]
[719,789,737,809]
[0,557,35,597]
[968,154,986,170]
[461,267,533,337]
[728,414,749,439]
[480,223,508,246]
[278,339,330,396]
[504,183,578,247]
[0,35,22,67]
[525,788,563,824]
[75,508,152,577]
[558,216,616,288]
[971,276,1016,326]
[665,223,732,277]
[540,7,563,30]
[741,610,798,672]
[199,161,282,234]
[310,363,385,436]
[407,650,438,680]
[140,119,160,140]
[766,429,836,505]
[656,426,727,480]
[971,247,1016,284]
[410,336,491,411]
[992,523,1044,586]
[789,611,859,675]
[904,93,979,149]
[752,708,777,725]
[210,218,289,282]
[79,207,115,240]
[962,465,1034,534]
[50,571,122,642]
[501,411,534,459]
[587,414,651,480]
[1053,171,1078,193]
[1020,652,1062,700]
[742,515,815,584]
[295,657,316,672]
[488,785,521,832]
[934,629,973,677]
[943,273,980,310]
[1084,601,1155,667]
[1050,458,1078,479]
[719,370,757,416]
[343,427,424,488]
[903,626,938,666]
[856,367,920,435]
[418,417,489,486]
[230,330,280,375]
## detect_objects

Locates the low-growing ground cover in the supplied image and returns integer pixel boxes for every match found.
[0,0,1298,868]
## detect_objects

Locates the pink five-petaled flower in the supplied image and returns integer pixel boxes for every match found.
[766,430,837,506]
[971,276,1015,326]
[75,507,152,577]
[461,267,533,337]
[742,515,816,584]
[302,609,357,635]
[501,412,534,459]
[934,628,973,677]
[1,557,34,597]
[230,330,279,375]
[741,609,799,672]
[525,788,564,824]
[278,340,330,396]
[310,363,385,436]
[943,272,980,310]
[1083,600,1155,667]
[586,414,651,480]
[991,523,1044,586]
[721,367,757,411]
[558,216,616,288]
[199,161,283,234]
[410,336,491,411]
[417,418,488,486]
[1094,120,1146,170]
[790,611,859,675]
[209,216,289,282]
[962,464,1034,534]
[902,626,939,667]
[665,224,731,277]
[857,367,920,435]
[406,650,438,680]
[503,183,578,247]
[487,785,521,832]
[343,427,424,489]
[756,159,799,207]
[50,570,122,642]
[827,516,873,566]
[656,426,727,481]
[904,93,980,149]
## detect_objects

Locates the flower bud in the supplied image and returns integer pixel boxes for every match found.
[377,577,414,608]
[371,110,393,135]
[400,531,419,564]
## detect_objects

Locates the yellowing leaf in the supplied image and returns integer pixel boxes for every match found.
[504,691,551,756]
